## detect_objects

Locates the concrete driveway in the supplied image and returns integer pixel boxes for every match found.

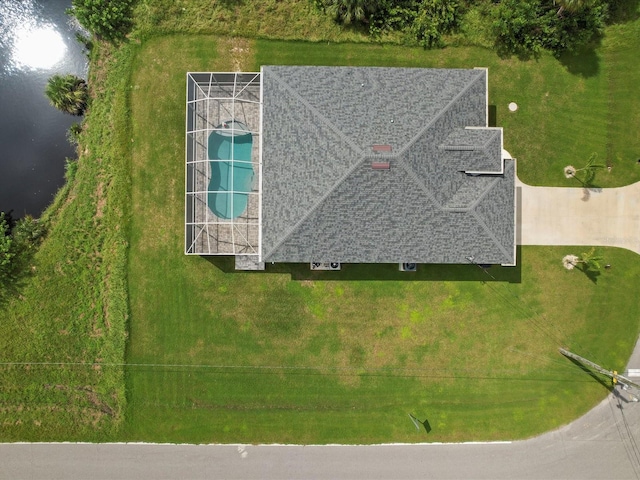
[518,179,640,253]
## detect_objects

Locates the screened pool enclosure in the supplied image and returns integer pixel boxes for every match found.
[185,72,261,256]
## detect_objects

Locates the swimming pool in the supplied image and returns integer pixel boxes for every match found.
[207,122,254,220]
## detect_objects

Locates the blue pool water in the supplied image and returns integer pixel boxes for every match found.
[207,130,254,220]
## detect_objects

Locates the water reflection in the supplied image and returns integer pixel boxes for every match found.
[13,24,67,70]
[0,0,88,216]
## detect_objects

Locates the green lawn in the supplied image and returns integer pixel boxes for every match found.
[122,36,640,444]
[1,2,639,442]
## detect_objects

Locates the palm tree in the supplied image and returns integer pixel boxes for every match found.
[45,74,88,116]
[564,153,606,187]
[578,247,603,272]
[555,0,593,16]
[563,248,603,272]
[323,0,380,25]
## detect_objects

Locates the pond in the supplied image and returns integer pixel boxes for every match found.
[0,0,88,217]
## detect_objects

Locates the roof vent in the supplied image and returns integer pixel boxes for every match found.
[442,145,476,151]
[372,144,392,153]
[372,161,390,170]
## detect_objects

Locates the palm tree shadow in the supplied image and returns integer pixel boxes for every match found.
[422,418,432,433]
[576,264,600,284]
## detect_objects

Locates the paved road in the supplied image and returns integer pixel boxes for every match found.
[2,386,639,480]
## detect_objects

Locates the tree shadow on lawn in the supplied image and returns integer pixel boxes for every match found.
[607,0,640,24]
[557,45,600,78]
[556,0,640,78]
[204,246,523,283]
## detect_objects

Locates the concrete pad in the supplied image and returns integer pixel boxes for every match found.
[518,178,640,254]
[626,337,640,375]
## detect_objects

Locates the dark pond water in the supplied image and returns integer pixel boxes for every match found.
[0,0,88,217]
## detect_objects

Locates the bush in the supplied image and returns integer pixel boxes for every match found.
[492,0,550,58]
[411,0,461,48]
[68,0,135,42]
[0,214,16,285]
[0,213,46,300]
[67,123,83,145]
[493,0,608,58]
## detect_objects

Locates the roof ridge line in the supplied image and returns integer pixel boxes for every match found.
[264,68,364,155]
[397,161,443,209]
[469,177,512,260]
[472,210,512,261]
[396,70,486,158]
[262,68,366,259]
[481,128,501,149]
[480,129,502,173]
[263,155,367,259]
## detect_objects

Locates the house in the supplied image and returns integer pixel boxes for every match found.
[185,66,516,270]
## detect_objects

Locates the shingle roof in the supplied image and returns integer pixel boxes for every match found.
[260,66,515,265]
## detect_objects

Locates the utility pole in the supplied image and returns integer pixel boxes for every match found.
[559,348,640,400]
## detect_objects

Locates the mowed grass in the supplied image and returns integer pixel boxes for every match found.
[123,36,640,443]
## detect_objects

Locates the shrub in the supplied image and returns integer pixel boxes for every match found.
[0,213,46,300]
[67,123,83,145]
[493,0,608,58]
[411,0,460,48]
[68,0,135,42]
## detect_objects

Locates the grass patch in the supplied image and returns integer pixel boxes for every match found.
[0,42,133,441]
[131,0,382,43]
[121,35,640,443]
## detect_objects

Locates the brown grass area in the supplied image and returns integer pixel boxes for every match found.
[216,37,255,71]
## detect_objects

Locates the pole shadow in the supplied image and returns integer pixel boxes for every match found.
[409,413,432,433]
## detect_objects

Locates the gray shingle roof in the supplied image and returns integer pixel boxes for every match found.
[261,66,515,265]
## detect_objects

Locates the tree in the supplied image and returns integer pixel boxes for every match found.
[45,74,88,116]
[562,248,603,283]
[578,247,603,272]
[492,0,548,58]
[68,0,135,42]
